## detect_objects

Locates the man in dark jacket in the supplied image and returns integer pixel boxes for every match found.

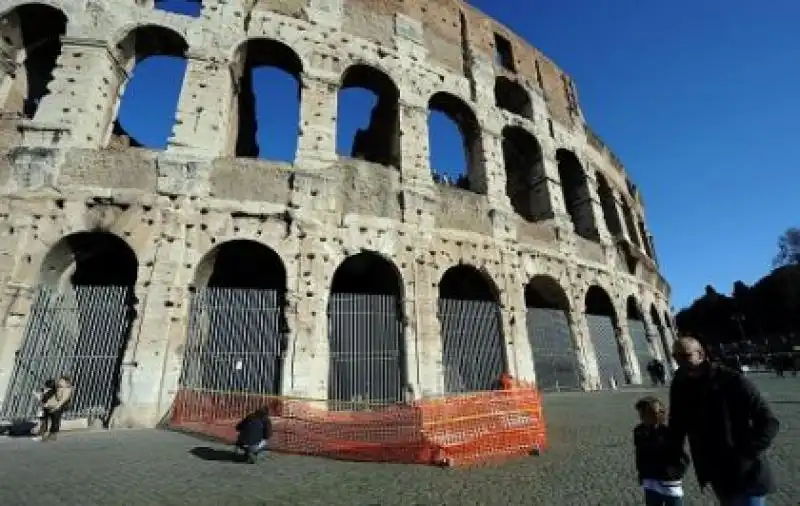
[668,337,780,505]
[235,407,272,464]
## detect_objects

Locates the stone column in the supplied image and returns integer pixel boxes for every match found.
[20,38,124,150]
[501,268,533,382]
[166,51,235,158]
[567,308,600,390]
[295,70,338,170]
[283,241,329,400]
[616,321,642,385]
[416,262,444,397]
[538,148,574,230]
[398,100,431,185]
[0,284,36,406]
[584,171,612,243]
[642,311,666,362]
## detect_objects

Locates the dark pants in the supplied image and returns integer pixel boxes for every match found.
[42,408,62,435]
[645,490,683,506]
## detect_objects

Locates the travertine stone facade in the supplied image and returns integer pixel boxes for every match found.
[0,0,674,428]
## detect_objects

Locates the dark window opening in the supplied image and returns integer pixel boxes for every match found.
[638,221,654,258]
[114,26,189,150]
[585,285,616,321]
[234,39,302,160]
[330,252,402,296]
[203,240,287,290]
[428,92,483,194]
[525,276,569,311]
[502,126,545,222]
[557,149,597,241]
[337,64,400,168]
[621,200,641,248]
[596,172,623,237]
[494,76,532,120]
[439,265,498,302]
[0,5,67,120]
[627,296,643,321]
[493,33,515,72]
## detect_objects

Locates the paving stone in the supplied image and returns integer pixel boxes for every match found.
[1,376,797,506]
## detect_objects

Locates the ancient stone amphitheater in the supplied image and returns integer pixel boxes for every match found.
[0,0,675,429]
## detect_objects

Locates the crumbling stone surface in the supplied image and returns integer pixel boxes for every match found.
[0,0,674,428]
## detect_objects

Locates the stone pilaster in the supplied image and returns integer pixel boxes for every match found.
[21,38,124,150]
[610,189,632,242]
[501,270,533,382]
[295,71,338,170]
[397,101,431,185]
[167,52,234,158]
[616,321,642,385]
[538,149,573,230]
[567,308,600,390]
[584,171,612,244]
[416,263,444,397]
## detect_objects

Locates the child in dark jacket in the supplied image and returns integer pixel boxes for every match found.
[633,396,690,506]
[235,406,272,464]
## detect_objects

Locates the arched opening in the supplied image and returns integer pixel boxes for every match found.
[328,252,405,410]
[111,25,189,149]
[524,276,579,391]
[0,5,67,123]
[180,240,288,406]
[337,64,400,168]
[596,172,623,237]
[428,91,483,193]
[585,285,626,387]
[502,126,550,222]
[154,0,202,17]
[621,199,641,248]
[1,231,138,425]
[651,305,672,368]
[626,296,652,382]
[233,39,302,161]
[494,76,532,120]
[638,220,655,258]
[556,149,598,241]
[438,265,505,393]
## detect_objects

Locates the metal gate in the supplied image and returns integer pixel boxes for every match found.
[180,288,285,396]
[526,308,580,391]
[439,299,505,393]
[327,293,405,409]
[1,285,132,421]
[586,314,626,388]
[627,318,652,383]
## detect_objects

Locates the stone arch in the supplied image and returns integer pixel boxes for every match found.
[438,264,505,393]
[584,285,626,387]
[638,219,655,258]
[595,171,623,237]
[626,295,652,380]
[231,38,303,159]
[556,149,598,241]
[0,4,67,123]
[651,304,672,365]
[502,126,549,222]
[105,24,189,149]
[621,198,641,248]
[2,231,139,425]
[180,240,289,403]
[524,275,580,391]
[327,251,406,410]
[427,91,484,194]
[337,63,401,168]
[494,76,533,120]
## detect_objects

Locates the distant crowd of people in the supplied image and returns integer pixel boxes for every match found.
[633,337,780,506]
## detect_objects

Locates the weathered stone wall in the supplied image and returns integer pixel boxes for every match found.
[0,0,673,428]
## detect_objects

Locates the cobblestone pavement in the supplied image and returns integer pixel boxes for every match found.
[1,376,798,506]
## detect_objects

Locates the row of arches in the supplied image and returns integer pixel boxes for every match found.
[0,6,652,254]
[0,230,673,422]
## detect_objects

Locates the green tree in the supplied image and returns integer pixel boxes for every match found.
[773,227,800,267]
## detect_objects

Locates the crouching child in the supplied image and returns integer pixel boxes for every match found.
[633,396,690,506]
[235,407,272,464]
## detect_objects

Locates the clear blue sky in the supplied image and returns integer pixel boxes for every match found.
[127,0,800,310]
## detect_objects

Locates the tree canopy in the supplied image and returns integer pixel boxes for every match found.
[677,227,800,347]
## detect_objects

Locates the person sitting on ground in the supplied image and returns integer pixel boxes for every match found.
[39,375,73,441]
[234,406,272,464]
[32,378,57,438]
[633,396,690,506]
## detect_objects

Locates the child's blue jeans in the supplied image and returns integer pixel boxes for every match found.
[645,489,683,506]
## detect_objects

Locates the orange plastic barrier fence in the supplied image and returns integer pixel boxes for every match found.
[170,384,547,467]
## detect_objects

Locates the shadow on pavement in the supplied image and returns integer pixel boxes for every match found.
[189,446,242,463]
[0,420,36,437]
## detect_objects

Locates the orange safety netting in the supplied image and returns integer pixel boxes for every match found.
[170,381,547,467]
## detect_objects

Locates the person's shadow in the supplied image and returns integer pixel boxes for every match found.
[189,446,243,463]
